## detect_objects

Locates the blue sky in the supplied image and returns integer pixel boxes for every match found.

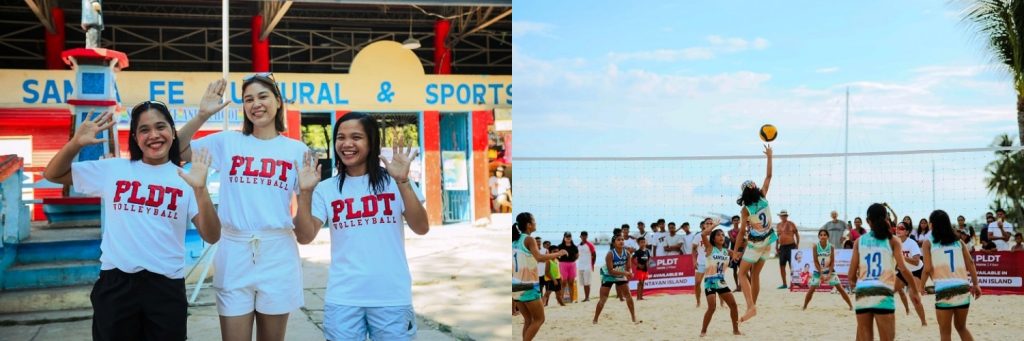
[513,1,1019,157]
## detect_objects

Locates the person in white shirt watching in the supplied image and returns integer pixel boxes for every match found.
[988,209,1015,251]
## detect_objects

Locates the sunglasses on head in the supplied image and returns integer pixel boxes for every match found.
[243,72,275,82]
[134,100,168,112]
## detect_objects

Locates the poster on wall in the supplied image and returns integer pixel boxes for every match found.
[441,151,468,190]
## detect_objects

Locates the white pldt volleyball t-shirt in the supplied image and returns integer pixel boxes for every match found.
[311,174,425,307]
[901,238,924,272]
[72,158,199,279]
[193,131,308,230]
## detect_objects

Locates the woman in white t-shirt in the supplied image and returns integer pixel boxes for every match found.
[294,112,429,340]
[45,104,220,340]
[177,76,310,340]
[895,222,927,326]
[692,218,711,308]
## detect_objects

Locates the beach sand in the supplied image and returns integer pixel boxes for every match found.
[513,258,1023,341]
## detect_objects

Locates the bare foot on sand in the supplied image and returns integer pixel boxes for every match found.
[733,330,744,335]
[740,307,757,322]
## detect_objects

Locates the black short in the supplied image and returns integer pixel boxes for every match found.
[778,243,797,267]
[601,280,627,288]
[855,308,895,315]
[896,268,923,285]
[704,287,732,296]
[91,269,186,341]
[546,280,561,292]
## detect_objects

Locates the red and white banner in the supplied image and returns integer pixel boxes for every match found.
[789,248,853,292]
[628,255,695,295]
[970,251,1024,295]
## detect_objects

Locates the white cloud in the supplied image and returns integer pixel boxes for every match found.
[816,67,840,74]
[707,35,770,52]
[608,35,770,63]
[516,41,1016,157]
[512,21,555,38]
[608,48,715,62]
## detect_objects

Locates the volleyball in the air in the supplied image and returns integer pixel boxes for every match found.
[759,124,777,142]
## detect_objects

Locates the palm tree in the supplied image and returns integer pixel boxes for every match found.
[985,134,1023,224]
[962,0,1024,146]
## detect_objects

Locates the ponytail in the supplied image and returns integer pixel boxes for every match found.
[513,212,534,242]
[866,203,894,240]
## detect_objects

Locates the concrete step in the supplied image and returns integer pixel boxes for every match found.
[2,260,100,291]
[0,284,92,314]
[0,280,218,316]
[16,234,101,265]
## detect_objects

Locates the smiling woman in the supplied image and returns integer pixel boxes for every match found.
[175,76,311,341]
[41,102,220,340]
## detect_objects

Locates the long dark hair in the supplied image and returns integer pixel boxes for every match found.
[513,212,533,242]
[916,218,930,236]
[737,186,762,206]
[930,210,957,246]
[959,215,976,237]
[241,75,286,135]
[333,112,389,195]
[865,203,894,240]
[561,233,574,247]
[128,102,181,166]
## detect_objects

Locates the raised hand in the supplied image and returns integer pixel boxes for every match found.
[73,111,115,147]
[178,148,212,189]
[381,131,419,182]
[763,144,773,157]
[199,79,230,117]
[298,150,322,192]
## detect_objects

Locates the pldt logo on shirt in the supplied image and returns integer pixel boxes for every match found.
[329,193,399,229]
[111,180,183,220]
[228,156,293,190]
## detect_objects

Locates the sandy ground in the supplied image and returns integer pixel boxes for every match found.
[513,258,1024,341]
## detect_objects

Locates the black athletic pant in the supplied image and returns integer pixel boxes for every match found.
[91,269,187,341]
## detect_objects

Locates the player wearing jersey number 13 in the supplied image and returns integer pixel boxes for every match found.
[849,203,922,341]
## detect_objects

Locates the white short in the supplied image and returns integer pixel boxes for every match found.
[214,228,304,316]
[578,266,593,286]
